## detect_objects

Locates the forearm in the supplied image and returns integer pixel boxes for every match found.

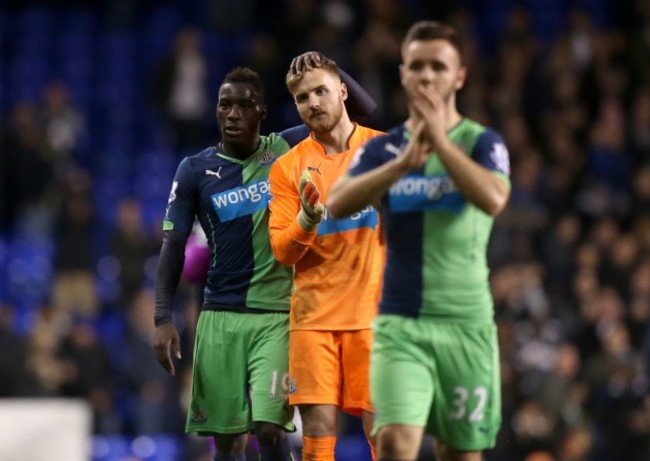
[436,139,510,216]
[154,230,188,326]
[339,68,377,121]
[270,221,317,266]
[328,159,405,218]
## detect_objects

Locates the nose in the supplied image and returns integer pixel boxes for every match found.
[421,69,435,85]
[308,93,320,109]
[227,104,242,119]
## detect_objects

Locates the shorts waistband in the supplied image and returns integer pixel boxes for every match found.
[202,303,289,314]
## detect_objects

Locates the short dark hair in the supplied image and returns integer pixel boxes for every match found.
[221,67,265,102]
[402,21,463,62]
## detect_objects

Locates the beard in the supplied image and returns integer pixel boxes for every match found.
[304,101,344,133]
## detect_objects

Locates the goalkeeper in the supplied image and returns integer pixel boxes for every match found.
[268,55,384,461]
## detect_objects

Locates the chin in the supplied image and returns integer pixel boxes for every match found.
[306,119,333,133]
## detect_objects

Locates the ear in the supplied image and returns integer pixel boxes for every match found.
[340,81,348,102]
[260,104,267,120]
[399,63,405,86]
[455,66,468,90]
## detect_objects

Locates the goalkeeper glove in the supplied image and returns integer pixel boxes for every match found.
[297,169,324,232]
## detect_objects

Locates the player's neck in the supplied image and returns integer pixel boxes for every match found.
[219,138,260,160]
[311,114,356,155]
[446,108,463,131]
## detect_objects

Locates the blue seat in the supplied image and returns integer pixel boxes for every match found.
[9,59,49,82]
[18,7,52,33]
[58,8,96,34]
[143,6,181,35]
[5,238,54,313]
[135,149,176,175]
[335,435,373,461]
[92,435,130,461]
[56,34,95,61]
[100,32,136,62]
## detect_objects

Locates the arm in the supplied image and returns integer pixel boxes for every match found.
[268,160,319,266]
[434,138,510,216]
[153,230,188,375]
[278,124,310,149]
[328,121,430,218]
[413,86,510,216]
[339,68,377,122]
[153,157,197,375]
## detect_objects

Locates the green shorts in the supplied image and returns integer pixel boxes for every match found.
[370,315,501,450]
[186,310,295,435]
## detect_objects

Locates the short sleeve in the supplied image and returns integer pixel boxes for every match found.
[472,129,510,177]
[163,157,198,234]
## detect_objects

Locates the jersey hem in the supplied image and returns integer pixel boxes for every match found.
[289,325,373,332]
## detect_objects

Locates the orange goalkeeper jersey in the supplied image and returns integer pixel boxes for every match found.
[269,124,384,331]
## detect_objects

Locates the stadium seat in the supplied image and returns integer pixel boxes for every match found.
[335,435,373,461]
[91,435,130,461]
[18,7,52,34]
[132,435,182,461]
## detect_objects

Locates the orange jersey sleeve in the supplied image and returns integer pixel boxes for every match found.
[268,150,319,267]
[268,124,385,330]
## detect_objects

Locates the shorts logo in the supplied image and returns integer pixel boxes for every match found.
[258,151,276,166]
[190,406,208,424]
[284,375,297,396]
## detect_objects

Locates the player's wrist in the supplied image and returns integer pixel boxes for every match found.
[297,207,320,232]
[154,316,173,328]
[390,155,413,177]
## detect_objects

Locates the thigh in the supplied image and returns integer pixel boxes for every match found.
[248,313,295,431]
[341,329,373,416]
[428,321,501,451]
[370,316,434,437]
[186,311,251,435]
[289,330,340,407]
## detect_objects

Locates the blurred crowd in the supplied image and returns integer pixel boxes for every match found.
[1,1,649,460]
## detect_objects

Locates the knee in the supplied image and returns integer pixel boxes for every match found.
[377,426,420,460]
[300,405,337,436]
[436,443,482,461]
[214,433,248,454]
[254,422,286,447]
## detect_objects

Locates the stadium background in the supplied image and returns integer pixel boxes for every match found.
[0,0,649,460]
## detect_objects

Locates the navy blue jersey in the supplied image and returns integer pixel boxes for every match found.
[163,133,296,311]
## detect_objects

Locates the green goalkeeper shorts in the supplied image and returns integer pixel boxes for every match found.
[370,314,501,450]
[186,310,295,435]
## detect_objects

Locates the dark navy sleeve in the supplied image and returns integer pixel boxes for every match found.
[472,129,510,177]
[163,157,199,235]
[347,135,390,177]
[278,125,310,148]
[339,68,377,122]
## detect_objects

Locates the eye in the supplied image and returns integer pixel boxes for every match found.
[316,88,327,96]
[296,95,308,104]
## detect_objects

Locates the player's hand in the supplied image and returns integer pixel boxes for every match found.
[411,84,448,150]
[297,169,325,231]
[290,51,324,75]
[153,322,182,376]
[395,120,432,173]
